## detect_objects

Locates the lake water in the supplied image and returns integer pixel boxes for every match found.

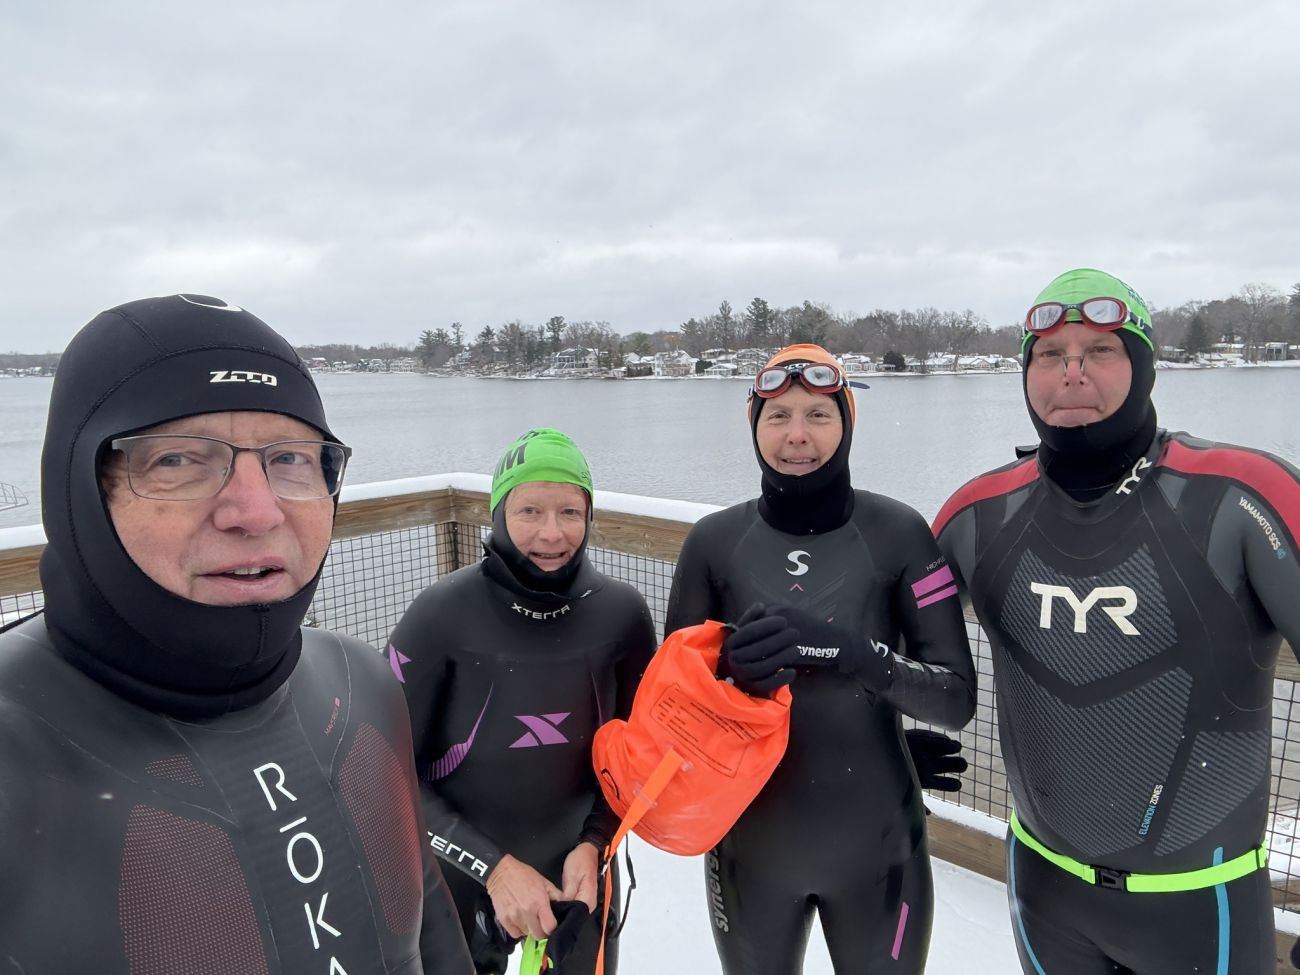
[2,367,1298,530]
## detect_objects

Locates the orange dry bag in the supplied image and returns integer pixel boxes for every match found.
[591,619,793,857]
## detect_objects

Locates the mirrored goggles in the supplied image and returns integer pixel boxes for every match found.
[1025,297,1137,336]
[109,435,352,501]
[751,362,845,399]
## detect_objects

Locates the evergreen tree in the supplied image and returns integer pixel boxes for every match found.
[745,297,774,345]
[417,330,438,369]
[1183,314,1210,357]
[546,316,567,352]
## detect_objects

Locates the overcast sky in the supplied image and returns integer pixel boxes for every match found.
[1,0,1296,351]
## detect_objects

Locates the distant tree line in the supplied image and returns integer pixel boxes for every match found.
[0,352,60,371]
[1151,282,1300,361]
[408,317,627,372]
[5,279,1296,370]
[405,302,1023,372]
[404,280,1300,372]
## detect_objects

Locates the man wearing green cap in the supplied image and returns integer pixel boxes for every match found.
[387,428,656,975]
[933,268,1300,973]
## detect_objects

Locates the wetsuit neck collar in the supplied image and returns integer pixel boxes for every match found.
[1025,328,1158,503]
[482,535,599,611]
[484,501,593,598]
[752,387,856,534]
[41,545,310,719]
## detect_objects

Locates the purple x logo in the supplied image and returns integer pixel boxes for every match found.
[510,713,571,748]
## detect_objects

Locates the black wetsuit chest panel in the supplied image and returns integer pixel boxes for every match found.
[963,440,1276,871]
[394,563,650,878]
[0,621,425,974]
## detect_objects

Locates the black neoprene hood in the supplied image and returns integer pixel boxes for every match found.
[750,375,856,535]
[39,294,340,717]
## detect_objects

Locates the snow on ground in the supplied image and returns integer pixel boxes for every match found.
[502,843,1021,974]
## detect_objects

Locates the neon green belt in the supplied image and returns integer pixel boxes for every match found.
[1009,811,1267,893]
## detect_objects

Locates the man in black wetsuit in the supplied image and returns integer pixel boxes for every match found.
[0,295,471,973]
[388,428,656,975]
[933,267,1300,974]
[666,344,976,975]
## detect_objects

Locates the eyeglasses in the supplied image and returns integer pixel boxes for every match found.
[1027,345,1125,376]
[1024,297,1138,337]
[751,362,845,400]
[109,435,352,501]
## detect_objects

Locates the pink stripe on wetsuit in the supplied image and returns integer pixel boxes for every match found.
[912,564,959,608]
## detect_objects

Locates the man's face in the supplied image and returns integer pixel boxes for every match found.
[755,385,843,475]
[1025,325,1133,428]
[103,411,335,606]
[503,481,588,572]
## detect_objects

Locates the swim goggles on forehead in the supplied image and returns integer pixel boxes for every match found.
[751,361,845,399]
[1024,297,1141,337]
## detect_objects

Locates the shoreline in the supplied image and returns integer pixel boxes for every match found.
[406,358,1300,381]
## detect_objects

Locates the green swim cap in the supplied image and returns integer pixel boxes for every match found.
[489,427,593,512]
[1022,267,1154,354]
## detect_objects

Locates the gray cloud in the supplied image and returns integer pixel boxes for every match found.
[1,0,1295,350]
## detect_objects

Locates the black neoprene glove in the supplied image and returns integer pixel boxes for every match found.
[469,892,519,970]
[719,603,801,696]
[771,604,894,692]
[906,729,968,792]
[543,900,591,967]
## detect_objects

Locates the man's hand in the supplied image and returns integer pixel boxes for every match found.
[720,603,801,696]
[772,604,893,691]
[485,854,561,940]
[906,729,968,792]
[560,841,601,912]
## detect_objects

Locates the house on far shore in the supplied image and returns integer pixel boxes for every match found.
[553,347,600,372]
[1262,341,1291,361]
[621,356,655,377]
[840,352,873,374]
[653,350,696,377]
[734,348,769,375]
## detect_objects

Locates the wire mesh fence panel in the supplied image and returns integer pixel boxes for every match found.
[0,589,43,628]
[1271,676,1300,912]
[585,545,677,639]
[903,617,1010,822]
[309,525,446,648]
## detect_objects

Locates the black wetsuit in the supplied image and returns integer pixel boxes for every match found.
[388,546,656,975]
[934,429,1300,974]
[0,617,471,974]
[666,490,976,975]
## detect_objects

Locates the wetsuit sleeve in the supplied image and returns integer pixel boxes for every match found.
[666,519,722,635]
[578,596,657,850]
[933,503,978,610]
[1208,458,1300,652]
[390,590,506,887]
[419,840,475,974]
[878,505,977,730]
